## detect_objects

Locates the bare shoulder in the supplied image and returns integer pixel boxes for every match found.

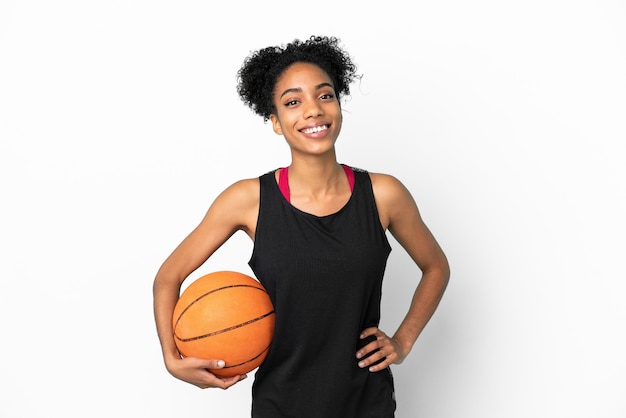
[217,177,260,204]
[368,172,420,230]
[204,176,260,237]
[369,172,415,207]
[369,172,408,194]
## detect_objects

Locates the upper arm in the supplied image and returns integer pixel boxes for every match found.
[156,178,260,285]
[371,173,448,275]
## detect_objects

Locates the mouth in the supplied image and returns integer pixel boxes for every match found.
[300,124,329,134]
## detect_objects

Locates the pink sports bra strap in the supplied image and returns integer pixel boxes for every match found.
[342,164,355,192]
[278,166,291,201]
[278,165,355,203]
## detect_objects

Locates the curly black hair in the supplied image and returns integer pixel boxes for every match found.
[236,35,359,122]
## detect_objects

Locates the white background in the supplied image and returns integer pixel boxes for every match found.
[1,1,625,417]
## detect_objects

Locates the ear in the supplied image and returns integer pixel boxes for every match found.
[269,114,283,135]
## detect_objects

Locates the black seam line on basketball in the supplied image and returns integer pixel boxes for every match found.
[173,284,269,329]
[221,343,272,369]
[174,311,275,342]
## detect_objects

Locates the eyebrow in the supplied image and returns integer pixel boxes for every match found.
[279,82,335,99]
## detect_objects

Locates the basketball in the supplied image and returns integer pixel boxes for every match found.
[172,271,275,378]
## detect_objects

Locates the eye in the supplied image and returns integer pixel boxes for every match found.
[284,99,299,107]
[320,93,336,101]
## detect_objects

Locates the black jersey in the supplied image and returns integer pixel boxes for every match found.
[248,168,396,418]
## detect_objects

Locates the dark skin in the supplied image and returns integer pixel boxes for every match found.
[153,62,449,389]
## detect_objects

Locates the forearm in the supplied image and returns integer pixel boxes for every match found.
[392,266,449,357]
[153,276,183,368]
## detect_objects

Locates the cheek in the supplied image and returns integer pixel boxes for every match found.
[335,108,343,128]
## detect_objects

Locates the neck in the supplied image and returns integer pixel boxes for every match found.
[287,154,345,196]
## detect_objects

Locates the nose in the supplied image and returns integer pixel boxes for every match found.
[304,99,323,119]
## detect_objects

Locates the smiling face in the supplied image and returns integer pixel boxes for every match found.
[269,62,342,158]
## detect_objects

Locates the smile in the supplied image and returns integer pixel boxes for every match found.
[301,124,328,134]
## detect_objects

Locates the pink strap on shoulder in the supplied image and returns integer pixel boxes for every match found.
[342,164,355,192]
[278,167,290,202]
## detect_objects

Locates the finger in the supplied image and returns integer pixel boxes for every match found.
[359,327,380,339]
[356,328,383,358]
[357,341,387,365]
[219,374,246,389]
[192,358,227,372]
[367,357,392,372]
[200,371,245,390]
[361,346,398,371]
[356,339,379,359]
[186,356,226,369]
[207,359,226,370]
[357,338,399,369]
[357,331,391,357]
[358,347,386,367]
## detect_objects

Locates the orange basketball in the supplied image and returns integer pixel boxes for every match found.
[172,271,275,378]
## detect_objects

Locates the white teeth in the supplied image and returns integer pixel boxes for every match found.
[302,125,327,134]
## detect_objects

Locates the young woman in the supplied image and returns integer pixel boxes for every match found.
[153,35,450,417]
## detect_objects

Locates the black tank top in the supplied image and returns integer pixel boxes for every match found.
[248,168,395,418]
